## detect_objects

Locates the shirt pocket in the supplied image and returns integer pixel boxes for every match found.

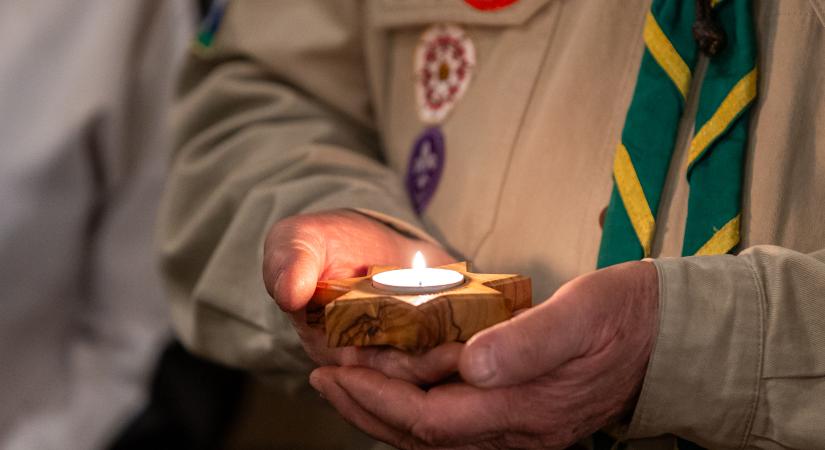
[367,0,554,258]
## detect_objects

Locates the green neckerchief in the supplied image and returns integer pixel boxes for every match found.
[598,0,757,268]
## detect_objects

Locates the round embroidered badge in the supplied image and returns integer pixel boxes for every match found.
[406,127,446,214]
[463,0,519,11]
[415,24,476,124]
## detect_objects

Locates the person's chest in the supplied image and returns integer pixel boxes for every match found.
[364,0,825,301]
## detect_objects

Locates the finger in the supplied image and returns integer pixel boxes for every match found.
[288,309,343,366]
[338,342,463,385]
[312,369,495,450]
[310,367,418,450]
[265,235,324,312]
[321,366,508,446]
[459,295,586,388]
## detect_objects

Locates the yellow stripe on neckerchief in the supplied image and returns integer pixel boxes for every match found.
[613,144,655,257]
[643,12,692,100]
[597,0,757,268]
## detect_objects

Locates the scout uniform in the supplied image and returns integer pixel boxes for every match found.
[159,0,825,448]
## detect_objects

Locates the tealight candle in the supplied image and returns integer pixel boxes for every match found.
[372,251,465,294]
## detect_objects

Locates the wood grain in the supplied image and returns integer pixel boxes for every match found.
[308,263,531,351]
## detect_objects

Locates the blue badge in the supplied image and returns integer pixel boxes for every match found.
[406,127,446,214]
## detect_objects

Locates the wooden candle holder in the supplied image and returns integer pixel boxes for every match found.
[307,262,531,351]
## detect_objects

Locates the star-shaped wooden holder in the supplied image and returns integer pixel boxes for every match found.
[307,262,531,352]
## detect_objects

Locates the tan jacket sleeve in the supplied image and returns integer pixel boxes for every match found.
[628,245,825,449]
[157,1,427,372]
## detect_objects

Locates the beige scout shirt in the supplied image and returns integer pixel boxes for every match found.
[159,1,825,448]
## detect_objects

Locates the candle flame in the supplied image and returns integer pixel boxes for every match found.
[412,251,426,270]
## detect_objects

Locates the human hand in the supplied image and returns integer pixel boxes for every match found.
[263,209,457,379]
[309,261,659,449]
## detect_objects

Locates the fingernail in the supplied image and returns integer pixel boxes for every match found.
[309,372,326,399]
[466,346,495,384]
[309,370,322,391]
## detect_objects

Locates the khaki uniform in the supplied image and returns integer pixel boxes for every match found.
[159,1,825,448]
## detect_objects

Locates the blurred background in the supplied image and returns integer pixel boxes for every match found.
[0,1,385,447]
[0,1,338,449]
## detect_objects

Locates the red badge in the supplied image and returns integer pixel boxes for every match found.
[415,24,476,124]
[463,0,519,11]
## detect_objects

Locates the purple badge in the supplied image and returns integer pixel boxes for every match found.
[405,127,445,214]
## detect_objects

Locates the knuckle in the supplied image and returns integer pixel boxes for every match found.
[267,215,298,241]
[268,224,324,265]
[410,417,449,446]
[268,213,319,246]
[382,350,405,370]
[289,234,321,256]
[413,361,437,384]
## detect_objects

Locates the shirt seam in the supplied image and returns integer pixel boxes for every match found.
[469,1,562,260]
[810,0,825,27]
[738,255,766,450]
[629,259,668,436]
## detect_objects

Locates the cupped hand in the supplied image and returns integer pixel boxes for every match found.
[262,209,458,380]
[309,261,659,449]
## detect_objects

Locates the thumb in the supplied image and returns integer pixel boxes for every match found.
[458,297,586,388]
[265,241,324,312]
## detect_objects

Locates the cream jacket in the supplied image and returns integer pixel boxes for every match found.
[159,1,825,448]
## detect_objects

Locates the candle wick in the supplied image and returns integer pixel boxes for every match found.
[419,281,422,287]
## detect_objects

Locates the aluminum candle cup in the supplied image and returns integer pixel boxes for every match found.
[371,267,465,294]
[371,251,465,294]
